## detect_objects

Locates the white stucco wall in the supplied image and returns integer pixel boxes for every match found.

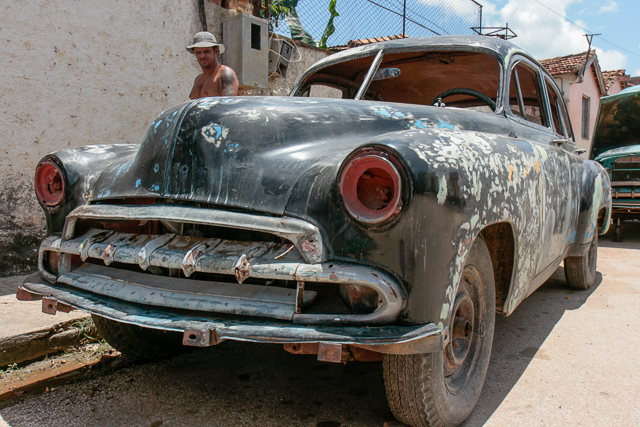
[0,1,331,275]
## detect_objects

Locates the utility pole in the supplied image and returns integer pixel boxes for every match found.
[583,33,601,66]
[402,0,407,36]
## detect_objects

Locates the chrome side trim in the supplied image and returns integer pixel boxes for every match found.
[63,204,326,264]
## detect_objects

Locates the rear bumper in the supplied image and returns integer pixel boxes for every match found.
[19,272,443,354]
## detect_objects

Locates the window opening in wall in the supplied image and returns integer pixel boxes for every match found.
[582,96,590,139]
[251,23,261,50]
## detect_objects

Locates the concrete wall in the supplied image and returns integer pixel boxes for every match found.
[0,1,329,276]
[238,36,331,97]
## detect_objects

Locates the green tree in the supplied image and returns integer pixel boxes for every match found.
[265,0,339,49]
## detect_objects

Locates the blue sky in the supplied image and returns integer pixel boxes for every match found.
[284,0,639,76]
[479,0,640,76]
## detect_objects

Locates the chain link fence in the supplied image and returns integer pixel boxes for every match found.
[270,0,482,48]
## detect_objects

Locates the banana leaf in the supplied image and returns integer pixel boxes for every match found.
[319,0,339,49]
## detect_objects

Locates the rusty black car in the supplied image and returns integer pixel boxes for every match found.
[20,36,611,426]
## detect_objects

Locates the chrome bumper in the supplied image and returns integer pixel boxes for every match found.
[20,273,442,354]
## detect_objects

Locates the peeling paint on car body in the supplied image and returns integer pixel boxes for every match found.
[25,36,611,351]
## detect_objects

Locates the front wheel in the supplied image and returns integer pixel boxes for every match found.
[564,233,598,290]
[383,237,496,427]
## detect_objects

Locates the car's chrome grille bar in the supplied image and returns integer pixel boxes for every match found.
[63,204,325,264]
[611,181,640,199]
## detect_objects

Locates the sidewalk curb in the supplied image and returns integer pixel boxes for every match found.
[0,319,96,367]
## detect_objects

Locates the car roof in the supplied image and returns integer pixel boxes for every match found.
[315,35,526,69]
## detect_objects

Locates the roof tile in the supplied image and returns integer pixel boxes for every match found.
[540,51,592,75]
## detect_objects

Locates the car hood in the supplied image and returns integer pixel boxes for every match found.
[590,87,640,160]
[594,143,640,170]
[91,96,513,215]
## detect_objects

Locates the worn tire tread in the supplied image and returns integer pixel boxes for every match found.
[564,234,598,290]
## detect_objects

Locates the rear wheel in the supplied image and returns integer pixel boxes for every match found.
[92,315,183,360]
[564,233,598,290]
[383,237,496,427]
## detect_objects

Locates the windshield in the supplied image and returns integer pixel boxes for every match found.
[294,50,501,112]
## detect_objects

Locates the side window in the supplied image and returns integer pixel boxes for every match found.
[545,79,564,135]
[582,96,591,139]
[508,62,547,126]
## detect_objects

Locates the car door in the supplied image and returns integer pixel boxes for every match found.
[505,57,574,282]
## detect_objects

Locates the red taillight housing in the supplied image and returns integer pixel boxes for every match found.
[339,150,404,225]
[35,159,65,207]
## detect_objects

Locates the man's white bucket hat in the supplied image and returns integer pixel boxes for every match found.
[187,32,225,54]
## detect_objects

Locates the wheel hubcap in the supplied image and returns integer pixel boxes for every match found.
[443,267,486,395]
[444,287,474,374]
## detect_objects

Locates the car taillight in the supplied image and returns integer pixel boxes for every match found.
[339,150,403,224]
[35,159,65,207]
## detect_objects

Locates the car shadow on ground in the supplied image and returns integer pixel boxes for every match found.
[462,267,603,426]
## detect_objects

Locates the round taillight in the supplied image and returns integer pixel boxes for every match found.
[35,159,65,207]
[339,152,403,224]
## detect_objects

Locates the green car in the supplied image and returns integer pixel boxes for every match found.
[591,85,640,238]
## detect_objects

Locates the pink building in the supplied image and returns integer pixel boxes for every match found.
[541,51,629,155]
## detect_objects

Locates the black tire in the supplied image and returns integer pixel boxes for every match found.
[383,236,496,427]
[564,233,598,290]
[92,315,184,360]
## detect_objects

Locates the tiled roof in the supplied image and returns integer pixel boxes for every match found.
[540,51,592,75]
[331,34,408,51]
[602,69,626,91]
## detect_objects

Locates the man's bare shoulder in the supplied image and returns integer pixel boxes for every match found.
[219,66,238,96]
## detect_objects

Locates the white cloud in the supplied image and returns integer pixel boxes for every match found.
[480,0,589,60]
[416,0,481,22]
[478,0,627,71]
[599,1,618,13]
[634,68,640,77]
[594,46,627,71]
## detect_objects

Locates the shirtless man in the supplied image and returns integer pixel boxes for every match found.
[187,32,238,99]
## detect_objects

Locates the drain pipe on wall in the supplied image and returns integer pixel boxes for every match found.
[197,0,208,31]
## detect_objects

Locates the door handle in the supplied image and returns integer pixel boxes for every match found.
[552,139,568,146]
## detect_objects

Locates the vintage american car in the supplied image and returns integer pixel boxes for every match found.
[590,85,640,240]
[20,36,611,427]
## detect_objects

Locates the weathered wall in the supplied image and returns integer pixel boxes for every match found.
[0,1,331,277]
[0,0,230,276]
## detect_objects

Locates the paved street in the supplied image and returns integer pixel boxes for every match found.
[0,222,639,427]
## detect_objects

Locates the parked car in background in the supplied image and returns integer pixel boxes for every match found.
[20,36,611,427]
[591,85,640,240]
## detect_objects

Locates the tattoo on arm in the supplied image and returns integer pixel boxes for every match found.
[220,68,238,96]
